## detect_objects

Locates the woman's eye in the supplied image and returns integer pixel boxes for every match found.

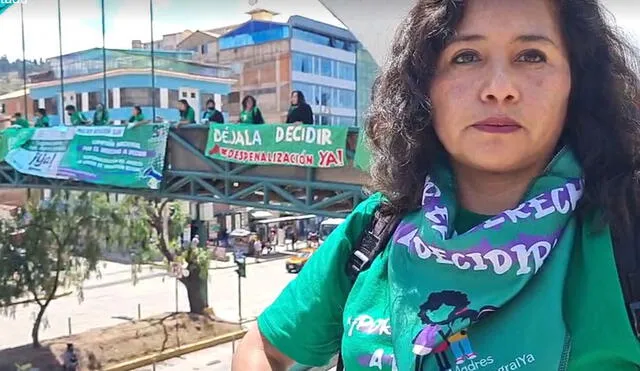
[452,51,480,64]
[516,50,547,63]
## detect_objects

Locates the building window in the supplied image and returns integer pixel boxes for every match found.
[337,89,356,109]
[335,116,356,127]
[200,44,208,54]
[0,103,5,114]
[319,86,332,106]
[292,28,357,52]
[169,89,180,108]
[292,28,331,47]
[337,62,356,81]
[343,42,356,52]
[44,97,58,114]
[292,53,313,73]
[75,93,83,111]
[320,58,333,78]
[292,82,314,105]
[121,88,161,107]
[88,91,104,110]
[228,92,240,104]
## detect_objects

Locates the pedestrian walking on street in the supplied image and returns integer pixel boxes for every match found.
[233,1,640,370]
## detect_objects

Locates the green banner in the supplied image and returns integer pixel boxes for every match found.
[0,3,17,16]
[354,131,372,172]
[2,125,169,189]
[205,124,348,168]
[0,127,35,162]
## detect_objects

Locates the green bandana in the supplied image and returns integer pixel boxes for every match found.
[389,148,583,370]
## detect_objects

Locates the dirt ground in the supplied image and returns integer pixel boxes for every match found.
[0,312,242,371]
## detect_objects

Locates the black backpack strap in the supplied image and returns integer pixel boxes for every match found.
[612,212,640,338]
[337,209,401,371]
[345,209,402,283]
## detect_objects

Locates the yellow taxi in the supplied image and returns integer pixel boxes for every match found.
[285,248,316,273]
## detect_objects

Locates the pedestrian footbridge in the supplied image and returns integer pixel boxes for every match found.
[0,125,368,218]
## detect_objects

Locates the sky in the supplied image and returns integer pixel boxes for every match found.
[0,0,638,61]
[0,0,345,60]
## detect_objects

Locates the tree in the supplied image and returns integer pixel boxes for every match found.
[0,191,132,347]
[122,197,211,314]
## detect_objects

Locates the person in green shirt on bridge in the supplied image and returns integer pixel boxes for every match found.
[177,99,196,127]
[127,105,149,129]
[34,109,50,128]
[12,113,29,128]
[239,95,264,124]
[65,105,89,126]
[92,103,110,125]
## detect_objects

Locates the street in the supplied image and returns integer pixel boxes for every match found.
[0,254,298,369]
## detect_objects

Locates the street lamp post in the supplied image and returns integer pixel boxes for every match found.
[234,251,246,323]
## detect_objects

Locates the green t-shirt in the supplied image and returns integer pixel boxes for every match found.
[70,111,88,126]
[258,194,640,370]
[129,113,145,123]
[93,110,109,125]
[239,107,263,124]
[180,106,196,124]
[13,118,29,128]
[34,116,49,128]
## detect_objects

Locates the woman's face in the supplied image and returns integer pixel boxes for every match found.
[291,92,299,105]
[179,102,186,111]
[245,98,254,110]
[429,0,571,174]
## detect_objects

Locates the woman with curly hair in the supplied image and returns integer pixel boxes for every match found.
[233,0,640,370]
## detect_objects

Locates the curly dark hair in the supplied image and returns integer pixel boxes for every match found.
[365,0,640,234]
[418,290,469,325]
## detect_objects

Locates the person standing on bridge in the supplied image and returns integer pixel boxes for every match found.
[233,0,640,370]
[65,105,90,126]
[11,113,30,128]
[202,99,224,124]
[239,95,265,124]
[92,103,110,126]
[176,99,196,126]
[127,106,149,129]
[286,90,313,125]
[34,108,50,128]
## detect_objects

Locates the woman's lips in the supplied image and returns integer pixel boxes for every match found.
[472,116,522,134]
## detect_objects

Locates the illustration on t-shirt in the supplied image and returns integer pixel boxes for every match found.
[412,290,497,371]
